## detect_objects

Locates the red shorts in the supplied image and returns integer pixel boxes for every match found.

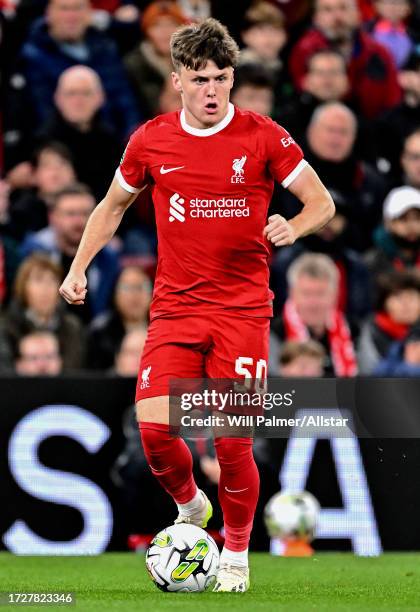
[135,312,270,402]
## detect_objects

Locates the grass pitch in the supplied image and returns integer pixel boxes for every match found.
[1,553,420,611]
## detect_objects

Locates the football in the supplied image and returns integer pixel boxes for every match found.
[145,524,220,592]
[264,491,320,542]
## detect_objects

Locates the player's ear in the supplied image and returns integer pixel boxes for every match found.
[171,71,183,94]
[229,67,234,91]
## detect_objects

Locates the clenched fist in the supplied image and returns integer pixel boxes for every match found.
[59,271,88,305]
[263,214,296,247]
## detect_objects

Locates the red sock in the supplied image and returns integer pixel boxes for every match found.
[214,437,259,551]
[139,422,197,504]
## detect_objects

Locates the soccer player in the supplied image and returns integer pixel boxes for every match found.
[59,18,335,592]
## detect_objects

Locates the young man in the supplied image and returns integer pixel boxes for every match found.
[59,18,334,592]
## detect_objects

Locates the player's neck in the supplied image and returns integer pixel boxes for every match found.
[180,103,235,137]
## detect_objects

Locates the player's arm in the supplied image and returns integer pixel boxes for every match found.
[59,178,144,305]
[264,165,335,247]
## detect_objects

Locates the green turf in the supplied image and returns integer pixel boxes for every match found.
[1,553,420,611]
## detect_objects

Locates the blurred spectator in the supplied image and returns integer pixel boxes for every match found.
[270,253,358,376]
[21,183,119,320]
[113,327,148,376]
[374,55,420,179]
[366,186,420,277]
[358,270,420,373]
[374,323,420,376]
[19,0,140,138]
[3,253,85,369]
[124,1,187,119]
[157,74,182,114]
[268,0,311,29]
[278,339,326,377]
[239,2,290,103]
[270,196,372,323]
[87,265,151,369]
[289,0,401,119]
[15,330,63,375]
[365,0,415,69]
[230,64,274,117]
[358,0,376,21]
[401,128,420,190]
[0,180,21,305]
[37,65,122,200]
[277,49,350,142]
[8,142,76,240]
[176,0,210,22]
[282,102,386,250]
[89,1,141,56]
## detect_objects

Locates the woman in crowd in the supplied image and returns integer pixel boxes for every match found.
[87,265,151,369]
[2,253,85,370]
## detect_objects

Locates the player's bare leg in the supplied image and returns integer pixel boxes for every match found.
[136,398,212,528]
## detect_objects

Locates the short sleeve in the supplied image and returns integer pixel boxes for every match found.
[115,125,149,194]
[265,120,308,188]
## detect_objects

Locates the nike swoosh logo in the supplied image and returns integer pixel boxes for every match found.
[160,165,185,174]
[225,486,248,493]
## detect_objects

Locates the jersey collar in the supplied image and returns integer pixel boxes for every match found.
[180,103,235,137]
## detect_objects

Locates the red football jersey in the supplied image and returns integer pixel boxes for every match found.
[117,104,307,320]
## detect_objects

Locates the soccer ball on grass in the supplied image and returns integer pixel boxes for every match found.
[146,524,219,592]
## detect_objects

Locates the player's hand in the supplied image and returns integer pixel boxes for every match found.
[263,214,296,247]
[59,271,88,305]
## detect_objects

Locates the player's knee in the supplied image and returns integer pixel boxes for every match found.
[139,422,174,466]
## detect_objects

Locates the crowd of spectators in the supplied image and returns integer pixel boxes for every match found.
[1,0,420,379]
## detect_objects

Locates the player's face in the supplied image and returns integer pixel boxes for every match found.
[172,60,234,129]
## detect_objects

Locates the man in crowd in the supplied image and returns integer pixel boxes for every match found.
[375,56,420,178]
[278,49,350,142]
[270,253,357,377]
[8,142,76,240]
[15,331,63,375]
[22,183,119,320]
[19,0,140,138]
[289,0,401,119]
[280,102,387,251]
[37,65,122,200]
[366,185,420,277]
